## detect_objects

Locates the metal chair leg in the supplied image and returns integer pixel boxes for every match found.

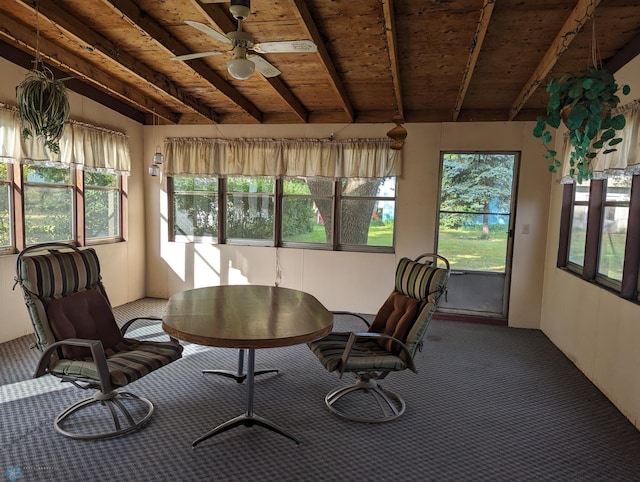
[325,379,406,423]
[54,390,154,440]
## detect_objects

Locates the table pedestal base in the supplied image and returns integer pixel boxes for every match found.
[193,349,299,447]
[202,349,278,384]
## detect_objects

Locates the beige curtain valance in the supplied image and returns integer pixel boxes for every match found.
[164,137,401,178]
[0,103,131,174]
[561,99,640,183]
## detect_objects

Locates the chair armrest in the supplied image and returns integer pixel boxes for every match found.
[331,311,371,328]
[34,338,114,393]
[339,332,417,377]
[120,316,180,344]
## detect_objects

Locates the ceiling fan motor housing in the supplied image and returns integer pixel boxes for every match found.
[230,0,251,20]
[227,30,254,49]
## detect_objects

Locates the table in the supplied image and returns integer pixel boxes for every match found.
[162,285,333,447]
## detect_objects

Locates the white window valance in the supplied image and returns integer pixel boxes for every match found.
[0,103,131,174]
[164,137,401,178]
[561,99,640,183]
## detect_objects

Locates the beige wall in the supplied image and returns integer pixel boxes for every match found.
[0,58,146,343]
[540,55,640,429]
[144,121,551,325]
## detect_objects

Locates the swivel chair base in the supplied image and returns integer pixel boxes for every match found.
[54,390,154,440]
[325,379,405,423]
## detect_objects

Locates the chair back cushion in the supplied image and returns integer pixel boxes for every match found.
[368,292,420,353]
[16,247,108,351]
[395,257,448,303]
[46,289,123,359]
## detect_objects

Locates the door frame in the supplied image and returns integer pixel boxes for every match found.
[434,150,521,320]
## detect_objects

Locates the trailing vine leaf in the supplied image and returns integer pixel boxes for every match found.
[533,67,630,179]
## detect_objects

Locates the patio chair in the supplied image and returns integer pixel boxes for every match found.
[14,242,183,440]
[308,253,450,422]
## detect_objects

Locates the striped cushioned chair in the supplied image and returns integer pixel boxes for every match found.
[308,253,449,422]
[14,243,183,440]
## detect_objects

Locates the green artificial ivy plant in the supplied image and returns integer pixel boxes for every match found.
[533,67,630,183]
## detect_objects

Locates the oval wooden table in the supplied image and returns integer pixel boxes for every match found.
[162,285,333,447]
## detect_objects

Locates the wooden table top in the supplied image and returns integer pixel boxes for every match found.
[162,285,333,349]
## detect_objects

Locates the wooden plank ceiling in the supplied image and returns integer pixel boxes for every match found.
[0,0,639,125]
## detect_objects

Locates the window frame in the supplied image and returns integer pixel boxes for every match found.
[22,163,77,246]
[167,174,397,253]
[595,176,632,290]
[224,175,276,246]
[0,164,126,254]
[83,170,126,245]
[558,174,640,302]
[0,161,14,254]
[564,179,593,276]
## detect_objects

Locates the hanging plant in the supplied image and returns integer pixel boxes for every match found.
[533,67,630,182]
[16,65,71,154]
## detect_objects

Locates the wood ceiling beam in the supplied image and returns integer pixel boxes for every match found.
[508,0,602,121]
[0,10,178,123]
[604,31,640,74]
[100,0,263,123]
[452,0,495,122]
[198,1,308,122]
[290,0,354,123]
[24,0,219,124]
[381,0,403,121]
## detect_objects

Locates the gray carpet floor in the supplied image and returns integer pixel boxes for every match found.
[1,298,640,481]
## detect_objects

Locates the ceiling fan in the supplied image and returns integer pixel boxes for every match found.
[171,0,317,80]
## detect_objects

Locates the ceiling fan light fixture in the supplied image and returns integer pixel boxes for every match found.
[230,0,251,20]
[227,57,255,80]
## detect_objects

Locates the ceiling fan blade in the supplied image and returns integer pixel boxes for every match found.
[170,51,224,61]
[247,54,281,78]
[184,20,231,45]
[252,40,318,54]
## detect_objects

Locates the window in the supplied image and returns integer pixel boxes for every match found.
[559,174,640,301]
[282,177,333,246]
[0,161,11,249]
[339,177,395,248]
[0,112,129,252]
[168,175,397,252]
[85,171,121,240]
[225,176,275,243]
[568,180,590,269]
[171,176,219,242]
[597,174,632,284]
[23,165,74,245]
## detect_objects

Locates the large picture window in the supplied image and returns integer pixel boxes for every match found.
[168,175,397,252]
